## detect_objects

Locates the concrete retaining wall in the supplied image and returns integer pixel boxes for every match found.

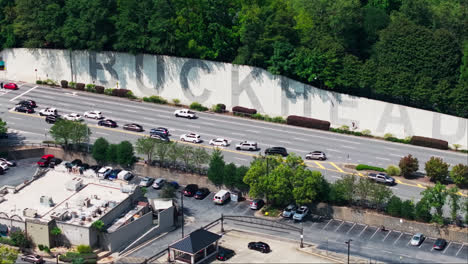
[1,48,467,148]
[0,147,45,160]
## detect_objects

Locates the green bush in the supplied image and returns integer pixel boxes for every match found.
[339,125,350,131]
[38,244,44,251]
[415,200,432,222]
[60,80,68,88]
[126,90,137,99]
[386,165,401,176]
[361,129,372,136]
[355,164,385,172]
[400,200,415,220]
[172,98,181,105]
[77,244,92,254]
[190,102,208,111]
[212,103,226,113]
[85,84,96,93]
[386,136,410,144]
[45,79,56,85]
[271,116,286,123]
[251,113,264,120]
[36,80,43,84]
[10,230,31,248]
[69,82,76,88]
[0,237,15,246]
[386,195,402,217]
[450,164,468,188]
[383,133,394,139]
[104,88,114,95]
[143,95,167,104]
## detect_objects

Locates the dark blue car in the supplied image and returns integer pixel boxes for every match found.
[108,169,122,180]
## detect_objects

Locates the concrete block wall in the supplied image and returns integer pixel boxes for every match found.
[1,48,466,148]
[56,221,95,246]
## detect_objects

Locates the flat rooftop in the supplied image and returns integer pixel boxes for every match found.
[0,169,131,227]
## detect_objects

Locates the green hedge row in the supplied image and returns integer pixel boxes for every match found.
[356,164,386,172]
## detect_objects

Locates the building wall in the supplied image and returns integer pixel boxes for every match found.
[0,48,466,148]
[26,220,52,247]
[56,221,95,246]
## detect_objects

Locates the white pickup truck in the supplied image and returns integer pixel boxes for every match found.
[174,109,196,119]
[368,172,395,185]
[39,107,58,116]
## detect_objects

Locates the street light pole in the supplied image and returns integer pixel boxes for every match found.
[181,191,184,238]
[345,239,352,264]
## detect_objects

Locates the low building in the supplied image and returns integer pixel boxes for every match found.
[168,228,221,264]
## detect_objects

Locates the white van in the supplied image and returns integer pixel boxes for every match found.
[213,190,230,205]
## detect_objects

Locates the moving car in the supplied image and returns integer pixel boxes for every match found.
[282,204,297,218]
[108,169,122,180]
[15,105,34,113]
[194,188,210,199]
[98,119,117,128]
[152,178,166,189]
[433,238,447,250]
[293,205,309,221]
[150,127,170,137]
[367,173,395,185]
[3,83,18,90]
[139,177,155,187]
[183,184,198,196]
[63,113,84,121]
[209,138,230,147]
[84,110,103,119]
[180,133,202,143]
[235,141,258,151]
[37,154,54,167]
[45,115,61,124]
[150,134,170,142]
[410,233,425,246]
[123,123,143,132]
[248,242,270,253]
[21,254,44,264]
[174,109,196,119]
[17,99,37,108]
[39,107,58,116]
[305,151,327,161]
[250,199,265,210]
[97,166,113,179]
[0,158,16,167]
[265,147,288,157]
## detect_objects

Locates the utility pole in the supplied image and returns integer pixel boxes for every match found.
[181,191,184,238]
[345,239,352,264]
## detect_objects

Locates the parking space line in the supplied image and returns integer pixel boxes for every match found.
[358,225,368,237]
[418,241,424,248]
[329,162,344,173]
[456,244,464,256]
[334,221,344,232]
[382,230,392,241]
[442,242,451,254]
[346,223,356,234]
[314,161,325,169]
[393,233,403,245]
[322,219,333,230]
[369,228,379,240]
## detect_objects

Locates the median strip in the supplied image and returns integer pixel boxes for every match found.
[329,162,344,173]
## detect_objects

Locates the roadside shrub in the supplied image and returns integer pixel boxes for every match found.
[36,80,43,84]
[77,244,93,254]
[172,98,181,105]
[287,115,330,131]
[251,113,264,120]
[385,136,410,144]
[85,84,96,92]
[232,106,257,116]
[399,154,419,178]
[95,86,104,94]
[143,95,167,104]
[415,200,432,222]
[383,133,394,139]
[425,156,449,182]
[212,103,226,113]
[339,125,350,131]
[126,90,137,99]
[190,102,208,111]
[386,165,401,176]
[75,83,85,91]
[271,116,286,123]
[60,80,68,88]
[104,88,114,95]
[386,195,402,217]
[410,136,448,150]
[0,237,15,246]
[112,88,130,97]
[451,164,468,188]
[69,82,76,88]
[355,164,385,172]
[400,200,415,220]
[10,230,31,248]
[45,79,56,85]
[361,129,372,136]
[38,244,44,251]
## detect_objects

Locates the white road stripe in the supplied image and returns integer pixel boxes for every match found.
[278,140,291,144]
[326,148,340,152]
[376,157,391,161]
[9,86,38,102]
[8,117,23,120]
[389,154,403,157]
[231,132,245,136]
[9,129,43,136]
[245,129,259,133]
[95,132,109,135]
[125,109,137,113]
[235,157,247,161]
[341,145,356,149]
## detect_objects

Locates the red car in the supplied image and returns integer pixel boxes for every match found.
[37,154,54,167]
[3,83,18,90]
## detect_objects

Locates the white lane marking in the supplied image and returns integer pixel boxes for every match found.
[382,231,392,241]
[369,228,380,239]
[235,157,247,161]
[341,145,356,149]
[393,233,403,245]
[287,147,308,153]
[231,132,245,136]
[58,102,71,106]
[293,137,308,141]
[143,117,153,121]
[186,125,200,129]
[9,129,43,136]
[278,140,291,144]
[125,109,137,113]
[326,148,340,152]
[95,132,109,136]
[389,154,403,157]
[442,242,451,254]
[376,157,391,161]
[322,219,333,230]
[7,122,15,125]
[245,129,259,133]
[456,244,464,256]
[9,86,38,102]
[334,221,344,232]
[384,147,400,151]
[8,116,23,120]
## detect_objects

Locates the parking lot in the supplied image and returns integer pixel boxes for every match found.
[0,157,39,187]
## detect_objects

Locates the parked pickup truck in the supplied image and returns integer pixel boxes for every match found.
[368,172,395,185]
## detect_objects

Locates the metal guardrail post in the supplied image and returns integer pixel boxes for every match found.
[221,214,224,232]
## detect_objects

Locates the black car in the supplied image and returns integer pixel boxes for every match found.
[71,159,83,166]
[194,188,210,199]
[150,127,170,137]
[433,238,447,250]
[48,158,62,168]
[108,169,122,180]
[183,184,198,197]
[17,100,37,108]
[15,105,34,113]
[123,123,143,132]
[45,115,61,124]
[216,249,234,261]
[80,163,90,170]
[0,133,7,139]
[90,165,102,172]
[265,147,288,157]
[248,242,270,253]
[98,119,117,128]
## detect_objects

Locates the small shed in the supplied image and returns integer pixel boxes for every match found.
[168,228,221,264]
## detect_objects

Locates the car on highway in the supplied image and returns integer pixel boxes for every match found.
[183,184,198,197]
[305,151,327,160]
[180,133,202,143]
[250,199,265,210]
[235,141,258,151]
[0,158,16,167]
[174,109,196,119]
[37,154,54,167]
[63,113,84,121]
[293,205,309,221]
[433,238,447,250]
[123,123,144,132]
[45,115,61,124]
[17,99,37,108]
[4,83,18,90]
[209,138,229,147]
[84,110,103,119]
[108,169,122,180]
[368,172,395,185]
[15,105,34,113]
[282,204,297,218]
[265,147,288,157]
[152,178,166,189]
[98,119,117,128]
[150,127,170,137]
[39,107,58,116]
[410,233,425,246]
[21,254,44,264]
[139,177,155,187]
[97,166,113,179]
[150,134,170,142]
[248,242,270,253]
[194,188,210,199]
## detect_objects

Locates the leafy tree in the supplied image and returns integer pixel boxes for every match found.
[192,147,210,172]
[425,156,449,182]
[179,145,194,170]
[50,227,62,247]
[91,220,105,231]
[386,195,402,217]
[450,163,468,188]
[135,137,158,163]
[399,154,419,178]
[50,119,90,148]
[355,178,374,207]
[92,137,109,164]
[223,163,238,188]
[160,185,176,199]
[421,182,448,224]
[0,245,19,264]
[464,198,468,224]
[0,118,7,134]
[369,182,392,210]
[447,187,460,223]
[106,144,118,164]
[414,199,432,223]
[329,175,357,205]
[155,141,172,167]
[167,143,182,167]
[234,165,249,191]
[117,141,134,167]
[292,169,328,205]
[10,230,31,248]
[400,200,415,220]
[207,149,225,185]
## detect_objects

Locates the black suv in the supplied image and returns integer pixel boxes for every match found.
[98,119,117,128]
[45,115,61,124]
[17,100,37,108]
[15,105,34,113]
[183,184,198,197]
[150,127,170,137]
[265,147,288,157]
[248,242,270,253]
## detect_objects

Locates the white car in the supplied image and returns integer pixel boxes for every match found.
[84,110,103,119]
[180,133,202,143]
[0,158,16,167]
[209,138,229,147]
[63,113,83,121]
[174,109,196,119]
[0,162,9,171]
[39,107,58,116]
[410,233,425,246]
[292,205,309,221]
[235,141,258,151]
[97,166,112,178]
[305,151,327,161]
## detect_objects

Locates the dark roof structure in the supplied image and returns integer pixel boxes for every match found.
[169,229,222,254]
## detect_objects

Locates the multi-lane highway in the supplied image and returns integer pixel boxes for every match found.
[1,82,467,204]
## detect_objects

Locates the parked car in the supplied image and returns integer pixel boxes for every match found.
[0,133,7,139]
[248,242,270,253]
[4,83,18,90]
[168,181,179,189]
[209,138,230,147]
[48,158,62,168]
[21,254,44,264]
[71,159,83,166]
[293,205,309,221]
[180,133,202,143]
[15,105,34,113]
[150,134,170,142]
[433,238,447,250]
[37,154,54,167]
[367,172,395,185]
[117,170,134,181]
[235,141,258,151]
[282,204,297,218]
[17,99,37,108]
[213,190,230,205]
[98,119,117,128]
[97,166,113,178]
[174,109,196,119]
[63,113,83,121]
[305,151,327,161]
[265,147,288,157]
[183,184,198,196]
[152,178,166,189]
[123,123,143,132]
[150,127,170,137]
[45,115,61,124]
[194,188,210,199]
[139,177,155,187]
[0,158,16,167]
[410,233,425,246]
[108,169,122,180]
[90,165,102,173]
[216,250,233,261]
[0,162,8,171]
[39,107,58,116]
[84,110,103,119]
[250,199,265,210]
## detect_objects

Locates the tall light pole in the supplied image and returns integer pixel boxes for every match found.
[180,190,184,238]
[345,239,352,264]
